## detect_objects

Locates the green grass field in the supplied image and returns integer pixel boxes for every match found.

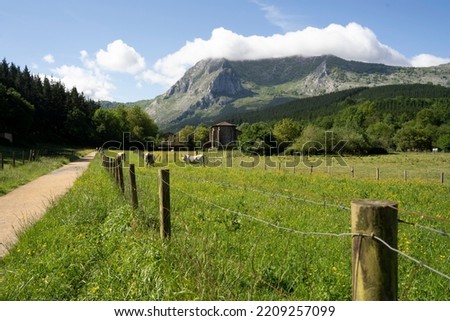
[0,147,92,196]
[0,151,449,300]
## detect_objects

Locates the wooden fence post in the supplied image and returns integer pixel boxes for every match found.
[351,199,398,301]
[159,169,171,240]
[111,158,114,176]
[376,168,380,181]
[114,159,119,183]
[129,164,138,209]
[351,166,355,178]
[403,170,407,182]
[118,161,124,193]
[441,172,445,184]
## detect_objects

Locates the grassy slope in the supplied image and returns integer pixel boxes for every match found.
[0,152,449,300]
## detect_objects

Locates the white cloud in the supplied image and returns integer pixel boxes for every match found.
[46,27,450,102]
[50,40,146,101]
[96,39,146,74]
[410,54,450,67]
[43,54,55,64]
[52,51,115,101]
[142,23,411,89]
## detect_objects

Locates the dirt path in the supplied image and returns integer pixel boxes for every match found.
[0,152,96,258]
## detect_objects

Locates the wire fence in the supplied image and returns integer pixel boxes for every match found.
[101,153,450,299]
[0,149,80,173]
[101,150,450,185]
[172,170,449,238]
[167,175,450,281]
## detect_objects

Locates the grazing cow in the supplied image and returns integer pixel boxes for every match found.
[144,152,155,167]
[182,154,206,165]
[432,148,438,153]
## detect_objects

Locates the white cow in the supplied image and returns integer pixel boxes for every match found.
[182,154,206,165]
[144,152,155,167]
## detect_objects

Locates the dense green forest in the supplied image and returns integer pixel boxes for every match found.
[227,84,450,154]
[0,59,158,147]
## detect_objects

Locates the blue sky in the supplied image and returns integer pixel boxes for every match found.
[1,0,449,102]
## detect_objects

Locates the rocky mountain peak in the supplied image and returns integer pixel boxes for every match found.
[163,58,250,103]
[145,55,450,131]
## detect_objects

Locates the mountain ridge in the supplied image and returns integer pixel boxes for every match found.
[103,55,450,131]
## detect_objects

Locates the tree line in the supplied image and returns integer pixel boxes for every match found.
[233,98,450,154]
[177,88,450,154]
[224,84,450,154]
[0,59,158,147]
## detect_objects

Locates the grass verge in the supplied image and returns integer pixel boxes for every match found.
[0,147,91,196]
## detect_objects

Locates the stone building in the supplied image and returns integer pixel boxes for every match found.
[210,121,239,149]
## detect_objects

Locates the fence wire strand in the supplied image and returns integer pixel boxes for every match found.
[105,162,450,237]
[102,159,450,283]
[172,171,350,211]
[172,171,449,234]
[398,219,450,237]
[371,235,450,281]
[172,169,449,224]
[167,179,450,282]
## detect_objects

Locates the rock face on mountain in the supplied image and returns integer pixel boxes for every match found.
[143,55,450,131]
[165,59,249,98]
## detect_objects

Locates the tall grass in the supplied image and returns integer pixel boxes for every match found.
[0,157,127,299]
[1,152,449,300]
[0,156,72,195]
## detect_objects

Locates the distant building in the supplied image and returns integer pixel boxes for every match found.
[210,121,239,149]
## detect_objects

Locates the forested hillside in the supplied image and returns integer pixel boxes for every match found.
[0,59,158,146]
[225,84,450,154]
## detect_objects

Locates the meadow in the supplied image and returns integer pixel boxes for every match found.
[0,151,449,300]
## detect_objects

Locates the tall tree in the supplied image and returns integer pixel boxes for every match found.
[194,124,210,148]
[273,118,302,143]
[126,105,159,141]
[178,125,196,149]
[0,84,34,139]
